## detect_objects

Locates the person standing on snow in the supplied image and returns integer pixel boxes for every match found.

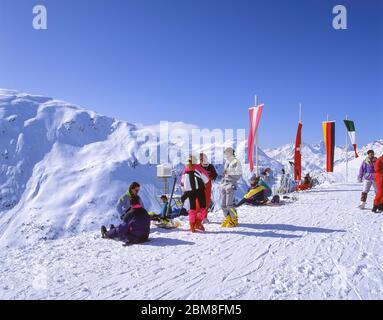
[116,182,145,220]
[199,153,218,220]
[358,150,377,209]
[180,155,210,233]
[373,156,383,213]
[221,147,243,228]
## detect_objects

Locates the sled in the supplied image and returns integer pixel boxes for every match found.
[154,220,182,229]
[154,175,183,229]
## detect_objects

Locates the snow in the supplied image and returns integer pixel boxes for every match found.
[0,89,285,247]
[1,183,383,300]
[1,89,383,299]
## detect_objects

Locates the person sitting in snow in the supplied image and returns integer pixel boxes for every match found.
[358,150,377,209]
[116,182,144,219]
[373,155,383,213]
[236,176,271,207]
[261,168,275,189]
[101,195,151,244]
[298,173,313,191]
[180,155,210,233]
[149,195,188,222]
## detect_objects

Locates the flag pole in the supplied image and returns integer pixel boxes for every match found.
[345,115,349,184]
[255,95,259,177]
[326,115,329,180]
[299,103,302,123]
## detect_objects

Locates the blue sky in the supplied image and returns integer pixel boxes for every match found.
[0,0,382,148]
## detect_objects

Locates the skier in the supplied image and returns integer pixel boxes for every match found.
[180,155,210,233]
[116,182,144,219]
[199,153,218,221]
[357,150,377,209]
[101,196,151,244]
[221,147,243,228]
[236,176,270,207]
[373,156,383,213]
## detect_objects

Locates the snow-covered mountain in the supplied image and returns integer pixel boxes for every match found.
[0,89,381,248]
[0,89,281,247]
[265,140,383,183]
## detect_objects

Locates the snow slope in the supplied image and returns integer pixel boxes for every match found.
[0,89,168,248]
[0,89,281,248]
[1,183,383,300]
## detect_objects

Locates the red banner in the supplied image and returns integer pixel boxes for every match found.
[248,104,264,172]
[294,122,303,181]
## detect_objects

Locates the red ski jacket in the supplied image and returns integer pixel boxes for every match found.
[374,157,383,206]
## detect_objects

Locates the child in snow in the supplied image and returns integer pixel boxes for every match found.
[373,156,383,213]
[220,148,243,228]
[199,153,218,221]
[180,155,210,233]
[149,195,188,222]
[236,176,271,207]
[116,182,144,219]
[358,150,377,209]
[101,196,151,244]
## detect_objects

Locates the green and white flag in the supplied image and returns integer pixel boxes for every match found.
[344,120,359,158]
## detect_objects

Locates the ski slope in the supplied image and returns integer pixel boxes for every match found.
[1,183,383,300]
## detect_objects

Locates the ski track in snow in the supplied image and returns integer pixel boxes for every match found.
[1,183,383,300]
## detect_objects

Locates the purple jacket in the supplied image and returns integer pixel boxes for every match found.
[358,157,377,181]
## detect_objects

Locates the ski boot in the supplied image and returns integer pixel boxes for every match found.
[358,202,366,209]
[372,205,378,213]
[225,217,237,228]
[221,216,231,228]
[195,220,205,232]
[190,223,196,233]
[101,226,108,238]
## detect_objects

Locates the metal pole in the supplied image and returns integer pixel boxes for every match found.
[345,115,349,184]
[299,103,302,123]
[255,95,259,176]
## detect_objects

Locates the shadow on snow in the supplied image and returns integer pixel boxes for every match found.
[240,223,345,234]
[144,237,195,247]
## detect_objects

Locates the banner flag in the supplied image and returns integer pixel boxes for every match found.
[248,104,264,172]
[294,122,303,181]
[344,120,359,158]
[322,121,336,173]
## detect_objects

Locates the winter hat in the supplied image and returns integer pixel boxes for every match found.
[224,147,235,157]
[186,155,198,169]
[250,175,260,186]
